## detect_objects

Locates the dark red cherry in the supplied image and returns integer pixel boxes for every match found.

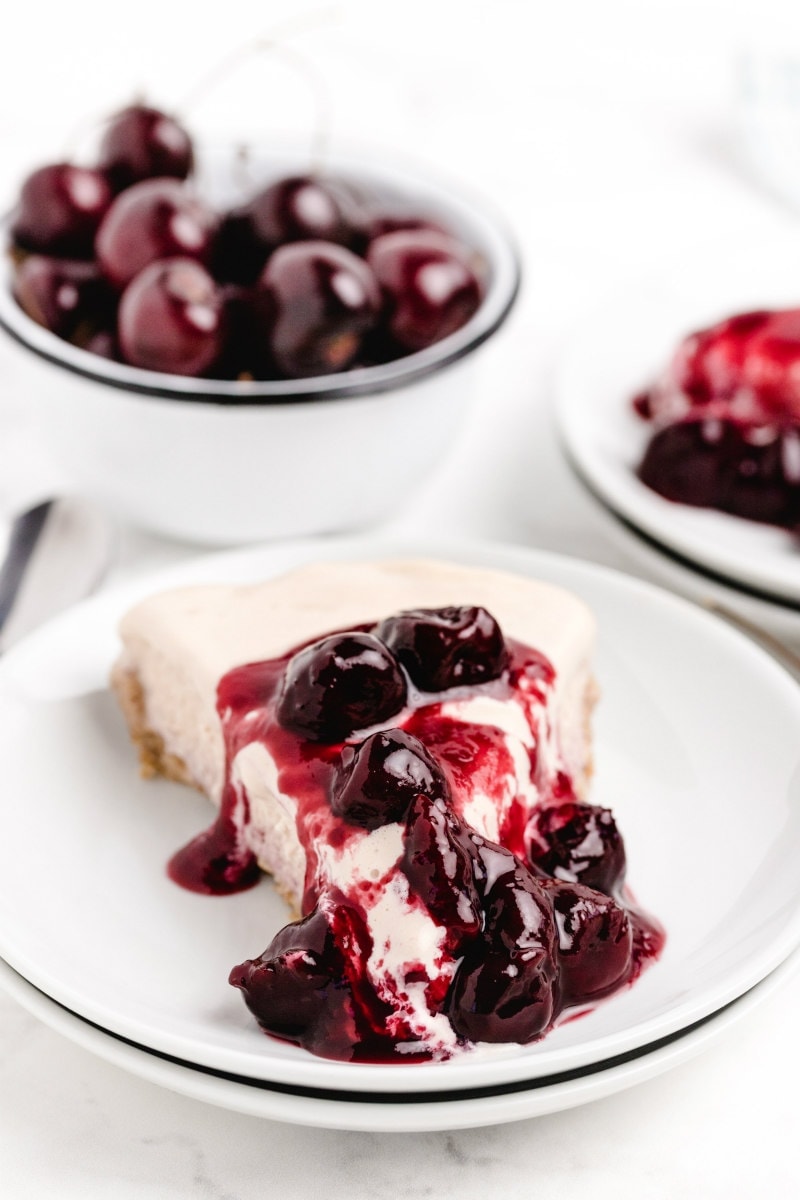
[332,729,448,830]
[275,632,407,743]
[375,606,507,693]
[95,178,216,290]
[541,879,633,1006]
[117,258,225,376]
[229,907,352,1048]
[528,802,626,895]
[210,208,269,286]
[722,430,800,525]
[12,256,112,340]
[638,420,800,527]
[445,862,558,1043]
[209,283,273,380]
[638,420,732,509]
[256,241,380,378]
[364,213,446,244]
[98,104,193,192]
[402,792,482,946]
[11,163,112,258]
[366,229,483,352]
[249,175,355,249]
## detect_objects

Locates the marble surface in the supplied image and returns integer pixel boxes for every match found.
[2,0,800,1193]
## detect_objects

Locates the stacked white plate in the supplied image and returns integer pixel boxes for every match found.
[554,238,800,648]
[1,535,800,1130]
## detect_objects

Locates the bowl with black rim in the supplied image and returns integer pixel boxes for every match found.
[0,142,520,545]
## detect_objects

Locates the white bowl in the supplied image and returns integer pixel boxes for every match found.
[0,146,520,545]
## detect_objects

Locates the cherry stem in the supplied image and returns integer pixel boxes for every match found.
[175,18,338,174]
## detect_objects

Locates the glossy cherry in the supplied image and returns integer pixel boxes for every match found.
[275,631,407,743]
[375,606,507,693]
[445,861,558,1043]
[11,163,112,258]
[401,792,482,947]
[98,104,194,192]
[528,802,626,895]
[12,255,112,340]
[229,907,352,1048]
[117,258,225,376]
[249,174,355,249]
[331,728,448,830]
[256,240,380,378]
[209,283,272,379]
[638,420,800,528]
[367,229,482,352]
[95,178,217,290]
[541,879,633,1006]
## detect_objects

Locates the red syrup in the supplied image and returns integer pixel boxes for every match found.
[635,308,800,530]
[169,620,664,1061]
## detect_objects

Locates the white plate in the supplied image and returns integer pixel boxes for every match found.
[570,468,800,650]
[555,239,800,606]
[2,951,796,1133]
[1,535,800,1097]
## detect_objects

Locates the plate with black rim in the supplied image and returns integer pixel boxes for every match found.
[2,952,796,1131]
[554,237,800,608]
[0,534,799,1098]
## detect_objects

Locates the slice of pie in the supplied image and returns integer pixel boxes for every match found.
[112,557,662,1062]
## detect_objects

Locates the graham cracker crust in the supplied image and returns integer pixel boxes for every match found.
[110,663,201,792]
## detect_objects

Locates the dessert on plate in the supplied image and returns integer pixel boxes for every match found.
[112,557,663,1062]
[634,307,800,531]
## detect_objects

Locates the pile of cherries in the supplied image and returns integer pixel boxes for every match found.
[226,605,659,1060]
[635,309,800,530]
[8,103,485,382]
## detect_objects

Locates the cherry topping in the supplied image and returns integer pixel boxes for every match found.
[367,229,483,352]
[541,879,633,1006]
[229,907,352,1048]
[95,177,216,290]
[670,309,800,421]
[638,420,800,528]
[276,631,407,743]
[331,728,448,830]
[375,605,507,693]
[402,792,482,947]
[256,241,380,378]
[445,861,557,1043]
[528,802,627,895]
[12,256,112,340]
[11,163,112,258]
[249,175,355,249]
[117,258,225,376]
[98,104,194,192]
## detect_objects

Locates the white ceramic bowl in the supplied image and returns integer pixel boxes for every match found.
[0,146,520,545]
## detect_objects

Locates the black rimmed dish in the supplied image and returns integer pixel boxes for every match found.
[0,146,520,544]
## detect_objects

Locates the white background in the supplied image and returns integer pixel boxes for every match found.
[2,1,800,1195]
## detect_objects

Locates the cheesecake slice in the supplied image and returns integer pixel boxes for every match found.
[112,558,662,1062]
